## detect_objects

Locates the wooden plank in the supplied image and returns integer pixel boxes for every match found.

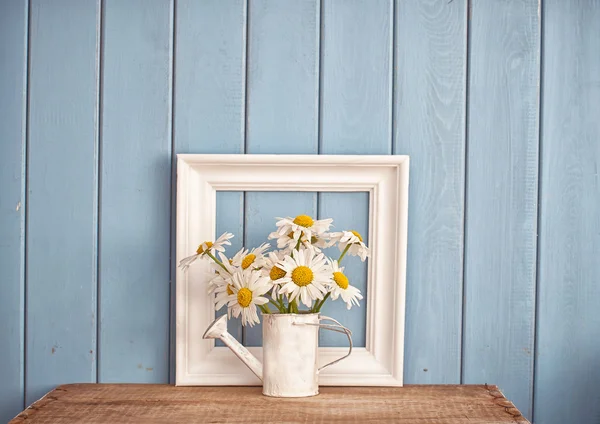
[244,0,320,346]
[319,0,392,348]
[393,0,467,384]
[98,0,173,383]
[173,0,246,155]
[25,0,100,405]
[534,1,600,423]
[317,192,369,348]
[10,384,529,423]
[320,0,392,154]
[463,0,540,419]
[0,0,28,420]
[173,0,247,352]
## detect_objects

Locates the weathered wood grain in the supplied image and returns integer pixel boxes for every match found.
[394,0,467,385]
[25,0,101,405]
[99,0,172,383]
[173,0,248,351]
[319,0,393,348]
[463,0,540,420]
[10,384,529,423]
[244,0,320,346]
[0,0,28,421]
[534,1,600,423]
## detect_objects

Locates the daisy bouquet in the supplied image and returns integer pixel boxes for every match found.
[179,214,369,327]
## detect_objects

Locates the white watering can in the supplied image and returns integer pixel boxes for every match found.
[203,313,353,397]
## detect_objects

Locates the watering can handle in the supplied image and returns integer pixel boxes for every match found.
[312,315,353,373]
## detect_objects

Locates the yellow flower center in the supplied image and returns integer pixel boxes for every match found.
[241,254,256,269]
[237,288,252,308]
[229,259,233,265]
[291,266,314,287]
[226,284,234,296]
[293,215,314,228]
[196,241,213,254]
[269,266,286,281]
[333,272,349,290]
[350,230,363,242]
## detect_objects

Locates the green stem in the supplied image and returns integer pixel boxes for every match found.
[287,298,299,313]
[206,251,230,274]
[277,294,287,313]
[259,304,271,314]
[337,244,351,264]
[269,299,284,313]
[313,292,331,313]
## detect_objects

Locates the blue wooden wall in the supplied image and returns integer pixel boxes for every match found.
[0,1,599,423]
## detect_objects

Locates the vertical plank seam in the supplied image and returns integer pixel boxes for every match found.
[95,0,105,384]
[530,0,544,421]
[241,0,250,346]
[243,0,250,155]
[22,0,32,409]
[168,0,177,384]
[389,0,396,155]
[316,0,322,156]
[460,0,472,385]
[316,0,323,217]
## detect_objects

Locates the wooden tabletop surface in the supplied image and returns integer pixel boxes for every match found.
[10,384,529,423]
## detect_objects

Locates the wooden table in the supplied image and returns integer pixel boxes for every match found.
[10,384,529,423]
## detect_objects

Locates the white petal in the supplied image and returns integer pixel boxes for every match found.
[254,296,268,305]
[300,289,312,307]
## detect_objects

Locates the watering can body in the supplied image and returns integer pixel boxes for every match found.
[203,313,352,397]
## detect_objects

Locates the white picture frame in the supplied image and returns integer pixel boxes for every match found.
[176,154,409,386]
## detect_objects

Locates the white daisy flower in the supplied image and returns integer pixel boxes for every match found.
[277,248,331,308]
[207,252,237,311]
[328,261,363,310]
[269,230,333,253]
[301,233,334,253]
[211,273,236,311]
[261,251,288,298]
[269,215,333,250]
[208,251,237,280]
[179,232,234,270]
[268,230,298,250]
[228,269,271,327]
[230,242,270,270]
[329,230,370,262]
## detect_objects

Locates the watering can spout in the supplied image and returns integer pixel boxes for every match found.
[203,315,263,381]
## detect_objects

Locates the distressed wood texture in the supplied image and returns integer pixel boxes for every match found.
[394,0,467,384]
[10,384,529,423]
[98,0,173,383]
[25,0,101,405]
[244,0,320,346]
[319,0,392,349]
[0,1,28,421]
[173,0,248,350]
[463,0,540,420]
[534,1,600,423]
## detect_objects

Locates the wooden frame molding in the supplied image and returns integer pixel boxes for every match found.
[175,154,410,386]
